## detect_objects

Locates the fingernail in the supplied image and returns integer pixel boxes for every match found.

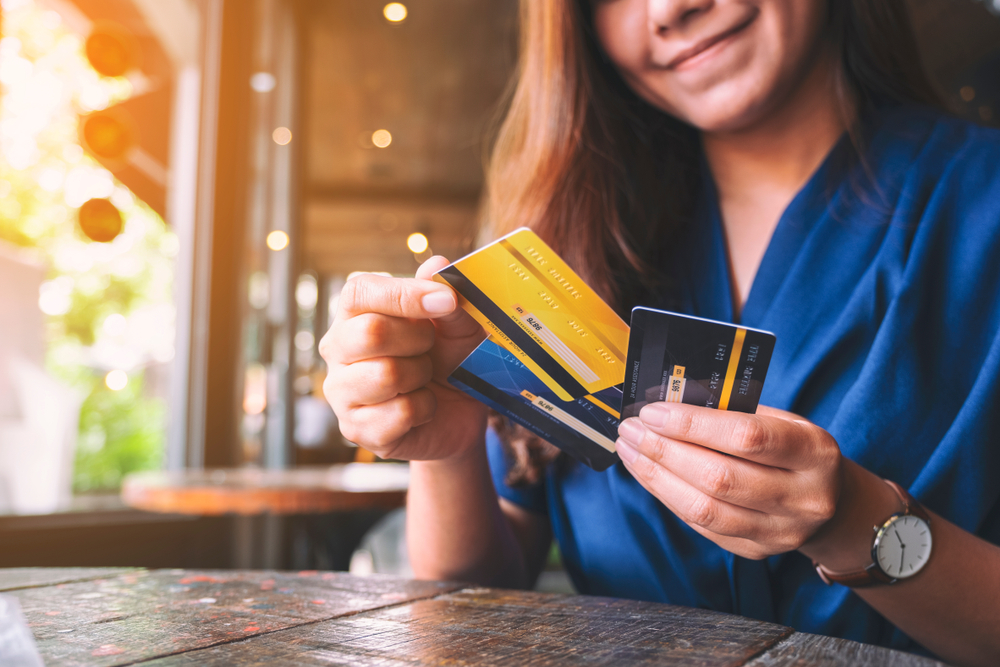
[616,439,638,464]
[639,403,668,428]
[618,418,645,446]
[421,291,455,315]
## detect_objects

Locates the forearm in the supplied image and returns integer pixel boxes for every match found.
[407,434,531,588]
[802,461,1000,667]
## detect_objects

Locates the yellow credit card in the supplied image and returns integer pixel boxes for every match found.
[434,228,629,401]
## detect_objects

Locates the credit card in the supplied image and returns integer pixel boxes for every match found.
[449,337,621,471]
[622,307,776,420]
[434,228,629,402]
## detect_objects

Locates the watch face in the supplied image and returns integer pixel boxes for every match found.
[874,514,932,579]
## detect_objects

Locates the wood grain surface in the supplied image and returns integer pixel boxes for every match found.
[743,632,946,667]
[0,568,138,592]
[11,569,457,666]
[140,588,795,667]
[2,568,941,667]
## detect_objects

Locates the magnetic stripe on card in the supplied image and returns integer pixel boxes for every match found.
[437,265,588,399]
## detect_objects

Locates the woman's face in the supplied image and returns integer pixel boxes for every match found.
[593,0,831,133]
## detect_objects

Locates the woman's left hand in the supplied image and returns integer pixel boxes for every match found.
[616,403,844,560]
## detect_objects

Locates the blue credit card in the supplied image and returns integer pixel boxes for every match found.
[449,337,621,471]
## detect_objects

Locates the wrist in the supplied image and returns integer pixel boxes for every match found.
[412,428,488,472]
[799,459,901,571]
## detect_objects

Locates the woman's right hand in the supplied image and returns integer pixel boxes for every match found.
[319,256,488,462]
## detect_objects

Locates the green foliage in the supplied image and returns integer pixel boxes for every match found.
[73,373,165,492]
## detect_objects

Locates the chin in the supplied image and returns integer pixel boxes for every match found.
[683,101,774,134]
[652,72,785,134]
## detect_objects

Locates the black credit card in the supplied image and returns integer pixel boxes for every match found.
[621,307,776,420]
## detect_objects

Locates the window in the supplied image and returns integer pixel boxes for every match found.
[0,0,183,512]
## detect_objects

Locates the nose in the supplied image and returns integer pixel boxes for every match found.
[648,0,715,33]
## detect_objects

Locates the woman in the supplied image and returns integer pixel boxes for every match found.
[320,2,1000,664]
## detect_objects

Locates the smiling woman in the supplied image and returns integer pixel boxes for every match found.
[593,0,828,130]
[319,2,1000,665]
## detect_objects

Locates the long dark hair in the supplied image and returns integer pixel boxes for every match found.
[485,1,941,486]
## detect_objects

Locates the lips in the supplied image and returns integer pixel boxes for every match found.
[665,10,759,70]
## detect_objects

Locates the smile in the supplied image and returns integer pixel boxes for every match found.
[666,11,759,70]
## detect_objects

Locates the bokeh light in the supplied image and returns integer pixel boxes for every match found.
[102,313,127,336]
[250,72,276,93]
[105,369,128,391]
[243,364,267,415]
[248,271,270,309]
[383,3,408,23]
[266,230,289,251]
[294,330,315,352]
[78,198,123,242]
[272,127,292,145]
[406,232,429,254]
[80,110,135,162]
[372,129,392,148]
[84,24,138,78]
[38,278,73,316]
[296,275,318,311]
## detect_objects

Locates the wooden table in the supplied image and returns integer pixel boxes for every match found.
[121,464,410,515]
[0,568,943,666]
[121,464,410,571]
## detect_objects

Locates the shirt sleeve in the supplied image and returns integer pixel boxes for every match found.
[485,427,548,515]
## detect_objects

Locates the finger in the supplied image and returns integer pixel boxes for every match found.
[618,418,794,513]
[415,255,451,280]
[616,438,778,543]
[412,255,489,354]
[337,272,457,321]
[636,402,814,469]
[330,356,434,408]
[414,255,487,331]
[323,314,435,364]
[338,388,436,452]
[756,404,808,423]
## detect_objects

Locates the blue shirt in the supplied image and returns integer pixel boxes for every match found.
[486,105,1000,657]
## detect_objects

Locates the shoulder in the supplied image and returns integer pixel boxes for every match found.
[863,107,1000,244]
[874,106,1000,194]
[853,108,1000,307]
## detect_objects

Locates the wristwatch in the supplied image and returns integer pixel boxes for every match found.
[814,480,933,588]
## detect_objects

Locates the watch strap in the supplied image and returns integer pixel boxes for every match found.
[883,479,931,523]
[813,479,929,588]
[814,561,894,588]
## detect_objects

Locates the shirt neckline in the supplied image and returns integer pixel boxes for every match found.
[695,131,853,328]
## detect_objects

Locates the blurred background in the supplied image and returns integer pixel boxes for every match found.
[0,0,996,573]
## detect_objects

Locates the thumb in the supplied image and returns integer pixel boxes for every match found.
[415,255,451,280]
[414,256,483,337]
[415,256,486,375]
